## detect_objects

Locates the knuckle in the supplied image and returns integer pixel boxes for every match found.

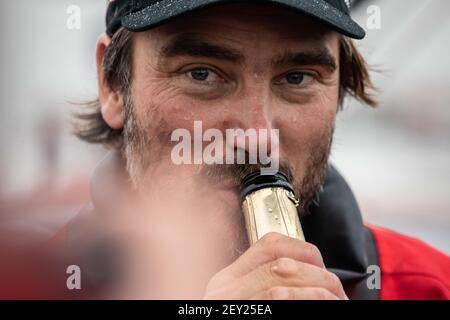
[258,233,285,257]
[272,257,298,275]
[305,243,322,263]
[270,257,298,278]
[259,232,284,247]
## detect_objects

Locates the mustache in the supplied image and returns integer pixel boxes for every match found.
[198,161,294,188]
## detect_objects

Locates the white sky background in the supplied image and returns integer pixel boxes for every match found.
[334,0,450,253]
[0,0,449,253]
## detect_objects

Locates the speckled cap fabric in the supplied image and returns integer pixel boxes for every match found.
[106,0,365,39]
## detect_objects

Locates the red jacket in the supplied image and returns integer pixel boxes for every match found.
[369,225,449,300]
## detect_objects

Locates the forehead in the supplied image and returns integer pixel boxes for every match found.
[136,3,338,51]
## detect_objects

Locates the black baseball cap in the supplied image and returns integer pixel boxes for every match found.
[106,0,365,40]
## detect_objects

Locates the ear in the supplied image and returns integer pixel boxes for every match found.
[96,33,124,130]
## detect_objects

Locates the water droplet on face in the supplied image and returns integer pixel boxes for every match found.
[268,208,273,213]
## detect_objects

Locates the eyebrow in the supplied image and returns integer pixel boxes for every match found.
[272,48,337,72]
[160,36,245,63]
[160,36,337,72]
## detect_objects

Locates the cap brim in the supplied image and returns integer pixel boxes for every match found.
[121,0,366,39]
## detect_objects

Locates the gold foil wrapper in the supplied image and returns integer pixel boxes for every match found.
[242,187,305,245]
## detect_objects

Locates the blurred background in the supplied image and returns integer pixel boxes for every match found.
[0,0,449,253]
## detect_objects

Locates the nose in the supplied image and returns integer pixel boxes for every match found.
[223,88,279,163]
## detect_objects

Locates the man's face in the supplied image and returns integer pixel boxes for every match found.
[102,4,341,295]
[125,3,339,200]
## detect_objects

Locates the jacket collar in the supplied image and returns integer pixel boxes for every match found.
[304,165,380,299]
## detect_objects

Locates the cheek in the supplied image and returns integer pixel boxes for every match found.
[133,71,231,131]
[132,77,195,128]
[277,89,337,169]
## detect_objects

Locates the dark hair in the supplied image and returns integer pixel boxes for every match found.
[73,28,132,149]
[339,36,377,108]
[73,28,377,149]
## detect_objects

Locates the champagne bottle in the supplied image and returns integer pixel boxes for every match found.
[240,172,305,245]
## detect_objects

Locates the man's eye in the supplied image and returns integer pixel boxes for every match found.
[286,72,304,84]
[187,68,215,82]
[280,72,314,86]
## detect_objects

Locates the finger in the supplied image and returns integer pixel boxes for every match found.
[224,257,347,300]
[224,233,325,278]
[250,286,340,300]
